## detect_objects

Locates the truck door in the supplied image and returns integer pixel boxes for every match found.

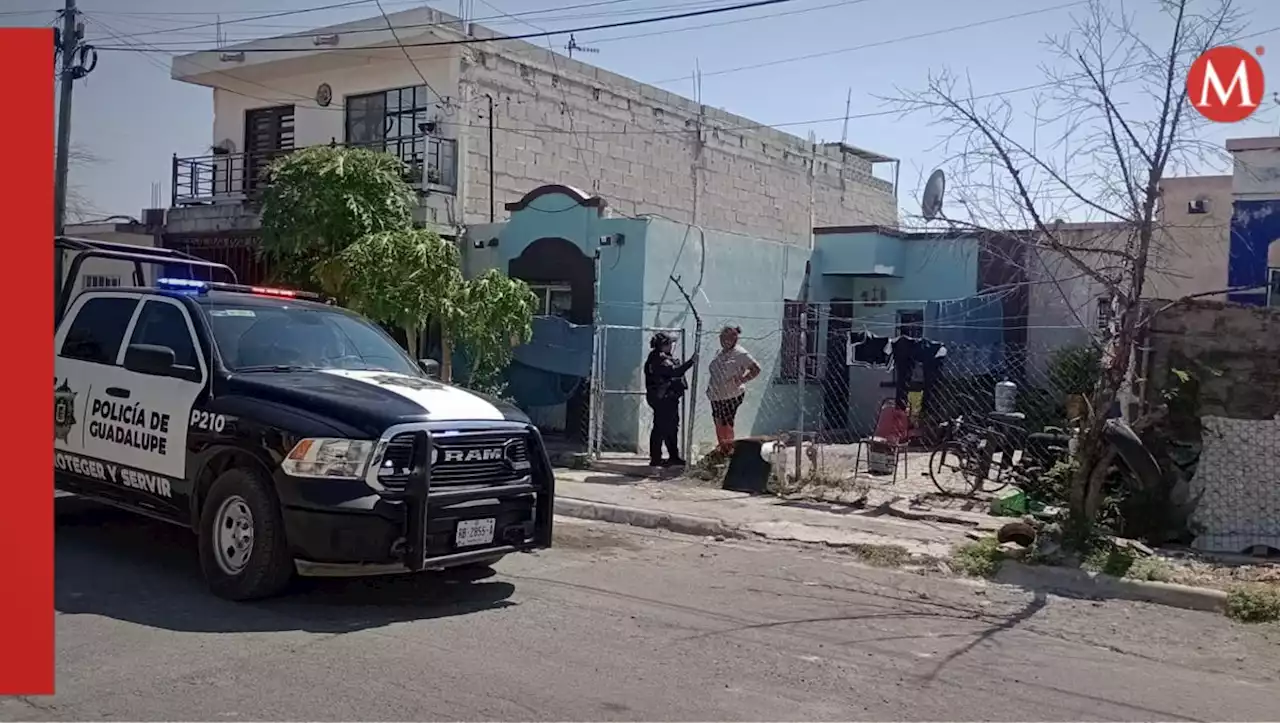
[54,292,143,506]
[106,295,209,515]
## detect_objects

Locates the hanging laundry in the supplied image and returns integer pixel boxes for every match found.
[847,332,892,368]
[890,336,948,410]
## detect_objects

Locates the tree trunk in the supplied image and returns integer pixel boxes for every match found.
[440,331,454,383]
[404,324,420,362]
[1068,313,1138,543]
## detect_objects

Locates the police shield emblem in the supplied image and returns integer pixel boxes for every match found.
[54,378,78,442]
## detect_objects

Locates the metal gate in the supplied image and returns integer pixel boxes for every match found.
[589,323,689,459]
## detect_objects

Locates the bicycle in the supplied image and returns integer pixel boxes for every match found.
[927,412,1022,496]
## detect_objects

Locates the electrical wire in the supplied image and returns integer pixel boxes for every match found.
[80,9,1280,146]
[372,0,442,100]
[91,0,807,52]
[471,0,596,187]
[90,0,740,45]
[646,1,1086,85]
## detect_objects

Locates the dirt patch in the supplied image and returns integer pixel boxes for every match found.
[1148,554,1280,592]
[553,520,648,553]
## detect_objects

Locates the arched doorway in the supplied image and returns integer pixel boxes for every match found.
[509,237,595,442]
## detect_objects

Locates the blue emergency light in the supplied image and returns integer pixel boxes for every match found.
[157,278,209,292]
[155,277,324,301]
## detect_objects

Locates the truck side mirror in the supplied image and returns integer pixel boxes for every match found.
[418,358,441,379]
[124,344,176,377]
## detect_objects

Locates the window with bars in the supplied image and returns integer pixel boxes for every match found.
[779,300,819,380]
[344,85,456,190]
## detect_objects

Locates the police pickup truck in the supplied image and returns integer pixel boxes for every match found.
[53,237,554,600]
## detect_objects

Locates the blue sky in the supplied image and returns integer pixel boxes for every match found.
[11,0,1280,221]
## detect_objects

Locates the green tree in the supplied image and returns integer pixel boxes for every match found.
[259,145,417,298]
[340,228,465,373]
[257,144,536,389]
[455,269,539,393]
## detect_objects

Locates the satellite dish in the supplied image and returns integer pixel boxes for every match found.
[921,169,946,222]
[212,138,237,155]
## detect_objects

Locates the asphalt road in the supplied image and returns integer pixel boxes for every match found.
[5,497,1280,721]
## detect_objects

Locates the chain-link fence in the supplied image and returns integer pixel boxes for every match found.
[725,332,1102,496]
[1140,300,1280,556]
[588,323,689,459]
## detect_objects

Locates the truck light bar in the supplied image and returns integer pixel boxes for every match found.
[156,278,326,302]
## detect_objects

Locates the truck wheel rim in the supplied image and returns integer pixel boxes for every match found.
[214,495,255,575]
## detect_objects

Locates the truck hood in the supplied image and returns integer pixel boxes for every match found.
[225,368,530,437]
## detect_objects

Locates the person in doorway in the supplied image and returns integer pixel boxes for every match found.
[706,325,761,453]
[643,332,697,467]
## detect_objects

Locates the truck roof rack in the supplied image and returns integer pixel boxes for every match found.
[155,277,330,303]
[55,235,239,325]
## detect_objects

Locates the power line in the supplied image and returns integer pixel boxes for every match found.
[372,0,441,99]
[84,5,1280,144]
[92,0,724,40]
[646,1,1087,85]
[91,0,807,52]
[88,0,735,44]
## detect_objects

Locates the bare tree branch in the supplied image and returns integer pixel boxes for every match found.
[884,0,1243,540]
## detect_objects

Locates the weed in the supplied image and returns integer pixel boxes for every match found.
[952,537,1003,578]
[1225,583,1280,624]
[848,543,912,568]
[1081,540,1173,582]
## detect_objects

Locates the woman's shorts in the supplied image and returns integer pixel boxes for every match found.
[710,394,744,426]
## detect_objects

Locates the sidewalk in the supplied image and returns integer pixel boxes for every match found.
[553,470,979,558]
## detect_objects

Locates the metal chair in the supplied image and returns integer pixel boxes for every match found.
[853,398,914,484]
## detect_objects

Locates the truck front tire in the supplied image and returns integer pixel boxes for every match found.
[198,467,295,601]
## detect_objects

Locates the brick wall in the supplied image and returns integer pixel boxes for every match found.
[456,38,896,244]
[1143,300,1280,420]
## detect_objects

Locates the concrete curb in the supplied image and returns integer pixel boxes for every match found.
[554,496,744,539]
[885,499,1003,530]
[584,460,681,479]
[994,560,1229,613]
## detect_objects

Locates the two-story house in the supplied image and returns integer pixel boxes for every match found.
[162,5,900,283]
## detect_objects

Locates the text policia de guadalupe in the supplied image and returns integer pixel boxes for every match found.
[90,398,170,455]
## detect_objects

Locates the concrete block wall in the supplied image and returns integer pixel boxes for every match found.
[1143,300,1280,420]
[456,36,896,244]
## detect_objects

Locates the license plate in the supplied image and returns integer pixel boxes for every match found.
[455,518,496,548]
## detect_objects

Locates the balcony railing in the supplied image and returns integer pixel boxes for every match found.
[171,137,458,207]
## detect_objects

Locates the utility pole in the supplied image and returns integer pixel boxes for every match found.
[53,0,97,309]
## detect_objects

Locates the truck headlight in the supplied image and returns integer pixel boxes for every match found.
[282,438,373,479]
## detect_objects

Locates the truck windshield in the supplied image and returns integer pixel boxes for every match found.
[201,301,421,375]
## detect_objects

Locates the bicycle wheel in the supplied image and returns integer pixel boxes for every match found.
[928,440,983,496]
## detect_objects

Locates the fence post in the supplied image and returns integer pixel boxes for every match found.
[589,249,603,459]
[795,260,812,480]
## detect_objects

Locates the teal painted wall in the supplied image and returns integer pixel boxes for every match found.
[813,230,980,434]
[461,192,649,438]
[462,207,985,452]
[640,217,820,457]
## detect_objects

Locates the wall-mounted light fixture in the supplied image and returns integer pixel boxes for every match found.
[472,237,500,249]
[219,51,245,62]
[313,34,340,46]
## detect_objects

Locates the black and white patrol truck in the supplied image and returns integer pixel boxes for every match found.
[53,237,555,601]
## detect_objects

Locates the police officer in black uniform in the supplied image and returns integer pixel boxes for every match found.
[643,332,697,467]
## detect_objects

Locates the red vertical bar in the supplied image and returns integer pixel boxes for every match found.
[0,27,56,696]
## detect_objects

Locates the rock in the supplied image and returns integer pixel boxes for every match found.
[998,541,1028,559]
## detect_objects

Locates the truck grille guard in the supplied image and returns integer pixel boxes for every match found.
[365,420,555,572]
